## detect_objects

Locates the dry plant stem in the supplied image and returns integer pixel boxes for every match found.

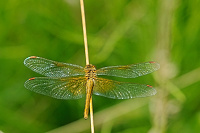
[90,97,94,133]
[80,0,89,65]
[149,0,176,133]
[80,0,94,133]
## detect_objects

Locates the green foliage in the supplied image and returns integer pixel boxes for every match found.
[0,0,200,132]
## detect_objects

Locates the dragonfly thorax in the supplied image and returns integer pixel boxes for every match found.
[84,64,97,79]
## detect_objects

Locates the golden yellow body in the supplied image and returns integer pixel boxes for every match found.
[84,65,96,119]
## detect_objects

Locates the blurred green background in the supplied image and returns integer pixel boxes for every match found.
[0,0,200,133]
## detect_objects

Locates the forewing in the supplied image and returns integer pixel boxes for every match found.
[24,56,85,77]
[93,78,156,99]
[96,61,160,78]
[24,77,86,99]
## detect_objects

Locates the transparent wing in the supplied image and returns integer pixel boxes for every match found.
[24,77,86,99]
[93,77,156,99]
[24,56,85,77]
[96,61,160,78]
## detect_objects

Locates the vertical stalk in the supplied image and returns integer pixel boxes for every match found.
[80,0,89,65]
[80,0,94,133]
[149,0,176,133]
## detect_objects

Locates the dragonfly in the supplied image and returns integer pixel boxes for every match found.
[24,56,160,119]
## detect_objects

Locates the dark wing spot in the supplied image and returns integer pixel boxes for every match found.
[29,77,35,80]
[29,56,37,59]
[147,85,153,88]
[149,61,156,63]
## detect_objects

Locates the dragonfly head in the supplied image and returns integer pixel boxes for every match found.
[85,64,96,70]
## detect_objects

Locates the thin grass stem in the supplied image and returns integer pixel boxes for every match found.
[80,0,89,65]
[80,0,94,133]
